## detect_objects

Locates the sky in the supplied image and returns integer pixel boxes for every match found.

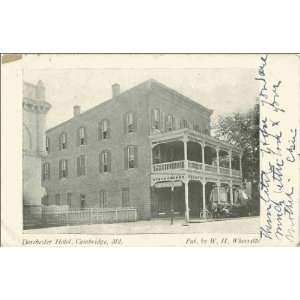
[24,67,258,130]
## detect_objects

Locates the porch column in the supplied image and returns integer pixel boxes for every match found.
[239,153,243,177]
[202,179,206,218]
[150,144,154,172]
[184,179,189,223]
[217,181,221,204]
[183,137,188,169]
[201,142,205,171]
[230,181,233,205]
[229,150,232,176]
[216,147,220,174]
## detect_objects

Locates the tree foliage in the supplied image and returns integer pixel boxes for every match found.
[213,104,259,183]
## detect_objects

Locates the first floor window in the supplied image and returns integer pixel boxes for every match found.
[122,188,130,207]
[80,194,86,208]
[55,194,60,206]
[67,192,72,207]
[99,190,107,208]
[77,155,86,176]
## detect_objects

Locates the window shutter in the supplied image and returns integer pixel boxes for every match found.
[99,152,103,173]
[77,128,80,146]
[42,164,45,181]
[123,113,127,134]
[151,109,154,129]
[84,128,87,145]
[82,155,86,175]
[77,156,80,176]
[124,146,128,169]
[172,116,176,130]
[59,136,61,150]
[133,111,137,132]
[108,151,111,172]
[98,122,102,140]
[107,120,110,138]
[180,120,183,129]
[65,160,68,177]
[59,160,61,179]
[48,163,50,179]
[134,146,138,168]
[160,112,165,132]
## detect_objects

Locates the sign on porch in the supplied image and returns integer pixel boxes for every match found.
[155,181,183,189]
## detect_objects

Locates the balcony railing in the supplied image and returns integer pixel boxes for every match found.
[152,160,241,178]
[152,160,184,172]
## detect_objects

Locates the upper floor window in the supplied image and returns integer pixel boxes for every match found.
[124,112,136,134]
[99,150,111,173]
[152,108,160,130]
[59,132,67,150]
[166,114,175,131]
[59,159,68,179]
[77,127,87,145]
[67,192,72,207]
[99,190,107,208]
[121,188,130,207]
[55,193,61,206]
[46,136,50,152]
[80,194,86,208]
[98,119,110,140]
[125,145,138,169]
[193,122,200,132]
[42,162,50,180]
[180,119,188,129]
[77,155,86,176]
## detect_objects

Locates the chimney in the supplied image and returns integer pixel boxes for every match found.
[112,83,120,99]
[73,105,81,117]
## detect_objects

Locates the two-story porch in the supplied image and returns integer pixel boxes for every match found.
[150,128,243,222]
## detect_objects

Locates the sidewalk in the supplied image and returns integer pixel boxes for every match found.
[24,216,259,235]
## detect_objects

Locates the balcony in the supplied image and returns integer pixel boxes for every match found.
[150,128,242,180]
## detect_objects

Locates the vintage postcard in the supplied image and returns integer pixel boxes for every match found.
[1,54,299,246]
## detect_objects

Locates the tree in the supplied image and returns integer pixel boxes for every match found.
[213,103,259,186]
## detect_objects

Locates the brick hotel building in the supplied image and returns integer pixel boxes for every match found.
[42,79,243,222]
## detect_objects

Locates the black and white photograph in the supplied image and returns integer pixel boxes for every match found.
[22,55,260,236]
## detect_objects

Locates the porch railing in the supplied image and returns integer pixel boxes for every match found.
[152,160,184,172]
[188,161,203,170]
[205,164,218,173]
[220,167,230,175]
[232,169,241,177]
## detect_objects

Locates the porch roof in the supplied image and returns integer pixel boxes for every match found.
[150,128,242,154]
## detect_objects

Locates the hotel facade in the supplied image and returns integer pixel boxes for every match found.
[42,79,243,222]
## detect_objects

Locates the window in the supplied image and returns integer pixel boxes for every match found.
[46,136,50,152]
[80,194,86,208]
[67,192,72,207]
[77,155,86,176]
[78,127,86,145]
[180,119,188,129]
[166,114,175,131]
[99,150,111,173]
[99,119,110,140]
[152,108,160,130]
[124,112,136,134]
[42,162,50,180]
[122,188,130,207]
[99,190,107,208]
[42,195,49,205]
[59,159,68,178]
[125,145,138,169]
[55,194,60,206]
[59,132,67,150]
[193,122,200,132]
